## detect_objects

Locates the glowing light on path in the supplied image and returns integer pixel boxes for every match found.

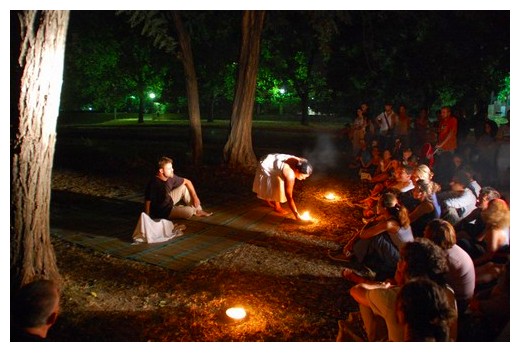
[301,211,311,221]
[226,307,247,320]
[325,193,336,200]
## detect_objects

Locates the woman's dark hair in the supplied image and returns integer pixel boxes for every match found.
[400,238,448,285]
[296,159,313,175]
[424,219,457,249]
[380,192,410,228]
[397,277,456,341]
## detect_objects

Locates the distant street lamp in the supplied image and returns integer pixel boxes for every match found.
[278,87,286,115]
[149,92,156,99]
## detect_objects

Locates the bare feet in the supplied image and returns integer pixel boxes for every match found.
[195,209,213,217]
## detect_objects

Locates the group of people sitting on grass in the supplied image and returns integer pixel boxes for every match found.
[331,107,510,341]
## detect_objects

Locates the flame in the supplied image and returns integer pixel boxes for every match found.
[325,192,336,200]
[226,307,247,320]
[301,211,311,220]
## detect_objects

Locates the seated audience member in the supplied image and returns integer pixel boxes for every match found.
[436,170,477,226]
[365,146,382,178]
[471,199,510,288]
[396,277,457,342]
[408,179,437,237]
[460,164,481,199]
[472,198,510,266]
[390,165,418,212]
[399,147,418,168]
[11,279,60,341]
[411,164,435,184]
[357,165,416,216]
[370,149,398,184]
[331,193,414,281]
[424,219,475,313]
[459,260,510,341]
[456,187,501,248]
[347,238,456,342]
[349,138,372,171]
[411,164,442,217]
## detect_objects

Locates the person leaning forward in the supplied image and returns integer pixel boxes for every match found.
[144,156,212,220]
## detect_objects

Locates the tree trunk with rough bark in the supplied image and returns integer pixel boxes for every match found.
[223,10,265,171]
[172,11,203,166]
[11,10,69,291]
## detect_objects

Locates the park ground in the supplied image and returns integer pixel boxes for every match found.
[48,118,370,342]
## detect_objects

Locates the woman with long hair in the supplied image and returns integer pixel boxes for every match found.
[409,179,437,237]
[252,153,313,221]
[331,192,414,280]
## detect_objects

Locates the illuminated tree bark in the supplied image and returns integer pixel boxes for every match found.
[11,10,69,291]
[223,10,265,171]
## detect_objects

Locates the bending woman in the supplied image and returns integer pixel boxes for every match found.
[252,153,313,221]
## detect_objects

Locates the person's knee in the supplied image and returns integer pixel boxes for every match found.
[169,206,196,219]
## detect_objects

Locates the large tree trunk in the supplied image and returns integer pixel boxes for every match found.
[223,10,265,171]
[172,11,203,166]
[11,11,69,291]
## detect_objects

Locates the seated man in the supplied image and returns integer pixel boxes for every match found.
[145,156,212,220]
[436,170,477,226]
[11,279,60,341]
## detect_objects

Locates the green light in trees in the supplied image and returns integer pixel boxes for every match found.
[149,92,156,99]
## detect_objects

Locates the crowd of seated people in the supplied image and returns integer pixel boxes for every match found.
[333,103,510,342]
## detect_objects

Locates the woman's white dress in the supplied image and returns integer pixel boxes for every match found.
[252,153,293,203]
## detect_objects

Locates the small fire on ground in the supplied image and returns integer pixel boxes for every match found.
[325,192,336,200]
[301,211,312,221]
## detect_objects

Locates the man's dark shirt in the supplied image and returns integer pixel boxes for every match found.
[145,175,184,219]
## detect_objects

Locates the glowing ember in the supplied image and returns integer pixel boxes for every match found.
[325,193,336,200]
[226,307,247,320]
[301,211,311,221]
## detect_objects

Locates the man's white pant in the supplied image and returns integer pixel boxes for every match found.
[167,184,202,219]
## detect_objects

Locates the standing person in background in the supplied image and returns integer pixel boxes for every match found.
[361,102,376,145]
[396,104,411,148]
[495,110,510,188]
[412,107,432,154]
[253,153,313,221]
[435,106,458,187]
[350,107,367,156]
[376,102,398,151]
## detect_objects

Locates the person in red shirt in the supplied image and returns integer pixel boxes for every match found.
[436,106,458,152]
[435,107,459,188]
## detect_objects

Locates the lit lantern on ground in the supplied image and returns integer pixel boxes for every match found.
[301,211,311,221]
[325,192,336,200]
[226,307,247,321]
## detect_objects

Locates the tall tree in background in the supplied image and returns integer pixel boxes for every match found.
[223,10,266,170]
[171,11,203,165]
[11,10,70,291]
[124,10,204,165]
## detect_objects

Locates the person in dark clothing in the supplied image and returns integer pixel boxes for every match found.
[144,156,212,220]
[11,279,60,341]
